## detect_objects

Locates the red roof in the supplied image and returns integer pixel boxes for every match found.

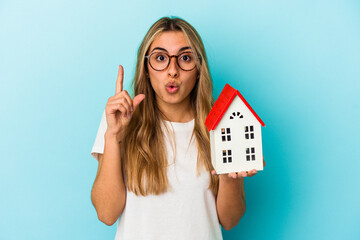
[205,83,265,131]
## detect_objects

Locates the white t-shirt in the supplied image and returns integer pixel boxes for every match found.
[91,111,223,240]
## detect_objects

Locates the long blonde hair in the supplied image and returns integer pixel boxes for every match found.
[122,16,219,196]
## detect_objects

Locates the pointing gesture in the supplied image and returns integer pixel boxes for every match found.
[105,65,145,141]
[116,64,124,94]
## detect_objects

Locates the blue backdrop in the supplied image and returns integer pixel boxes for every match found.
[1,0,359,239]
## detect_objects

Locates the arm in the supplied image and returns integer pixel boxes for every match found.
[91,131,126,226]
[91,65,145,226]
[215,174,246,230]
[215,158,265,230]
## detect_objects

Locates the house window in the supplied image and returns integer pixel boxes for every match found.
[245,147,255,161]
[221,128,231,142]
[222,149,232,163]
[230,111,243,119]
[245,125,255,139]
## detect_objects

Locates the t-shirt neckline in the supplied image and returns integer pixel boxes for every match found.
[163,118,195,131]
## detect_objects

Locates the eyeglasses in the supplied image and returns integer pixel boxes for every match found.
[145,51,197,71]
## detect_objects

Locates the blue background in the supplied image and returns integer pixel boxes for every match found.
[1,0,359,239]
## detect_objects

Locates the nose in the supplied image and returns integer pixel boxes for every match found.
[167,56,179,78]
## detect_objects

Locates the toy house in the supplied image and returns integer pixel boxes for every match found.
[205,84,265,174]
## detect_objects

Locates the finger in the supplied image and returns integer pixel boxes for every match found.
[112,91,133,112]
[263,159,266,168]
[229,172,237,179]
[109,99,131,117]
[239,171,247,178]
[133,94,146,109]
[211,170,217,175]
[121,91,134,111]
[247,169,257,177]
[116,65,124,94]
[107,103,128,117]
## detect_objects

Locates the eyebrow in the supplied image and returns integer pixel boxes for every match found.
[151,46,191,53]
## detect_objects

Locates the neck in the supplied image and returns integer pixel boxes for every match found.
[157,98,194,123]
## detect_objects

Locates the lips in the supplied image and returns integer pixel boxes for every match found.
[165,82,179,94]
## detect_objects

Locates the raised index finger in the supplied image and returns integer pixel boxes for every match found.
[116,65,124,94]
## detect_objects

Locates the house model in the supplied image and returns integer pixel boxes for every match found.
[205,84,265,174]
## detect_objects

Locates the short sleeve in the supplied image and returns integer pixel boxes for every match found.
[91,110,107,161]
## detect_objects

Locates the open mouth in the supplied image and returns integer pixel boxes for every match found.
[166,82,179,93]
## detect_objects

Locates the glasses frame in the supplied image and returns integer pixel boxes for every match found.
[145,51,198,72]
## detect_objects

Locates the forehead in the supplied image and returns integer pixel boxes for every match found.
[148,31,191,53]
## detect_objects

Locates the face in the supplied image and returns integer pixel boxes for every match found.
[146,31,198,111]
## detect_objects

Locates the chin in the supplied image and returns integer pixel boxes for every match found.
[161,95,186,105]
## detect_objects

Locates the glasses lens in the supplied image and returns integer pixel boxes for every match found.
[149,52,169,71]
[178,52,196,71]
[149,51,197,71]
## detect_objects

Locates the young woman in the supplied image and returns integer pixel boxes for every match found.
[91,16,264,240]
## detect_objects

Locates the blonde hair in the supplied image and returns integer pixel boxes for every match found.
[122,16,219,196]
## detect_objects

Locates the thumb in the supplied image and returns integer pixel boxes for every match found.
[133,94,145,110]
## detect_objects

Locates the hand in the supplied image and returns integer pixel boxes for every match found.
[211,156,266,179]
[105,65,145,140]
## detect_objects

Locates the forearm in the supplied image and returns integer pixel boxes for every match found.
[91,131,126,225]
[216,176,246,230]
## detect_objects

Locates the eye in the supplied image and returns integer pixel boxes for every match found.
[153,53,168,62]
[156,55,165,61]
[179,53,193,62]
[181,55,191,61]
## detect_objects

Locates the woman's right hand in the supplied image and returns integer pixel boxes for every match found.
[105,65,145,141]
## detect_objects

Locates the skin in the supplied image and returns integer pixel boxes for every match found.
[147,31,198,122]
[91,30,266,229]
[147,31,266,230]
[213,158,266,230]
[91,65,144,226]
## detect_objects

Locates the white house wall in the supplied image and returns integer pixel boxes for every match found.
[212,96,263,173]
[210,130,217,171]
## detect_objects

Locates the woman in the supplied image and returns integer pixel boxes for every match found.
[91,16,261,240]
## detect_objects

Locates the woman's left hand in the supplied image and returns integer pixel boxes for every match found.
[211,156,266,179]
